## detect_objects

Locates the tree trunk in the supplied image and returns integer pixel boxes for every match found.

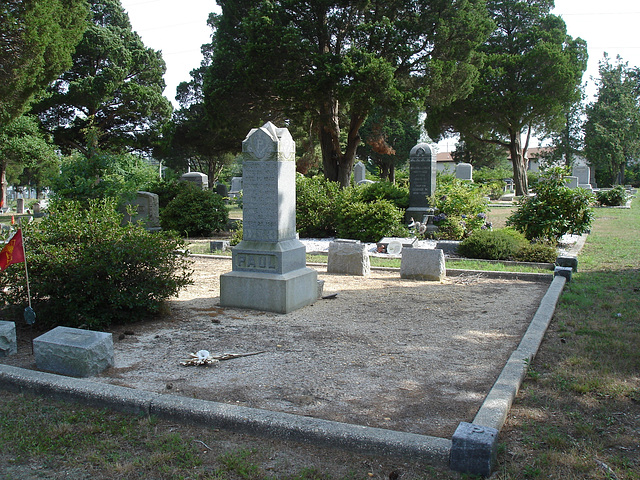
[509,132,529,196]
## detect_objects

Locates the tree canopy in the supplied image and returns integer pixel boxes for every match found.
[0,0,88,127]
[584,55,640,187]
[425,0,587,195]
[203,0,494,187]
[32,0,172,156]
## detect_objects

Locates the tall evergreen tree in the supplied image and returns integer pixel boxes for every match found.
[425,0,587,195]
[584,55,640,186]
[203,0,493,187]
[32,0,172,156]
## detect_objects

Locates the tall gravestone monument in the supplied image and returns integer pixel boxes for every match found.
[405,143,437,223]
[220,122,318,313]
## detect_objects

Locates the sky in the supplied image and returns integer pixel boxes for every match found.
[120,0,640,148]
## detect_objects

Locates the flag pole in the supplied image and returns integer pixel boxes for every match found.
[21,229,34,353]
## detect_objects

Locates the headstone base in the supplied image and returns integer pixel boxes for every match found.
[220,268,318,313]
[0,321,17,357]
[404,207,433,225]
[33,326,114,377]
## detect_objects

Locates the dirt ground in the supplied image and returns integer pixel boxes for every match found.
[3,257,551,440]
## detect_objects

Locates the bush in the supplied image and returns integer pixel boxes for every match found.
[161,187,228,237]
[357,181,409,210]
[296,176,340,237]
[229,220,243,246]
[430,177,489,237]
[458,228,529,260]
[596,186,628,206]
[147,179,185,209]
[507,167,594,242]
[513,242,558,263]
[0,199,192,329]
[335,199,404,242]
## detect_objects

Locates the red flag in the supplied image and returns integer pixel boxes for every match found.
[0,229,25,271]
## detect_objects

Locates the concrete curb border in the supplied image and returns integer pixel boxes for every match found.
[0,274,568,477]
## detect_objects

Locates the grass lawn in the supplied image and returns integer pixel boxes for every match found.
[0,201,638,479]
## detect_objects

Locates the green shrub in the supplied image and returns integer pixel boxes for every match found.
[0,199,192,329]
[596,186,628,206]
[458,228,529,260]
[430,177,489,237]
[433,215,467,240]
[335,199,404,242]
[507,167,594,242]
[296,176,340,237]
[513,242,558,263]
[229,220,243,246]
[147,179,185,209]
[358,181,409,210]
[161,188,228,237]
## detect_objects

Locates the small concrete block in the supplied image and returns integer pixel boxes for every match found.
[0,321,17,357]
[400,248,445,281]
[327,240,370,276]
[450,422,498,477]
[317,279,325,299]
[556,256,578,272]
[210,240,230,252]
[434,240,460,256]
[34,326,114,377]
[554,266,573,282]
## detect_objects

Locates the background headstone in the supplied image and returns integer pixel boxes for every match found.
[327,239,370,276]
[405,143,437,223]
[215,182,228,198]
[353,161,366,184]
[565,176,579,189]
[229,177,243,198]
[455,162,473,181]
[121,191,160,230]
[180,171,208,190]
[220,122,318,313]
[16,198,24,214]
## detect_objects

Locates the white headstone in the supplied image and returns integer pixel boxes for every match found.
[400,248,446,281]
[354,161,366,184]
[220,122,318,313]
[180,171,208,190]
[565,176,579,189]
[455,162,473,181]
[572,164,591,188]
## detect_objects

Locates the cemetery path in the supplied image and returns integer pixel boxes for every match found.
[4,257,550,440]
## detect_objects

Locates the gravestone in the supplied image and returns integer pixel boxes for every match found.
[327,239,370,276]
[572,164,592,190]
[405,143,437,223]
[33,326,114,377]
[16,198,24,214]
[456,162,473,181]
[121,191,160,230]
[210,240,230,252]
[219,122,318,313]
[0,321,17,357]
[229,177,243,198]
[400,248,445,281]
[180,171,208,190]
[215,182,228,198]
[353,161,366,184]
[564,176,579,189]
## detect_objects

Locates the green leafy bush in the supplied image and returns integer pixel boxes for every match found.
[513,242,558,263]
[335,199,405,242]
[161,188,228,237]
[0,199,192,329]
[507,167,594,242]
[229,220,243,246]
[458,228,529,260]
[296,175,340,237]
[596,186,628,206]
[429,177,489,239]
[147,179,185,209]
[358,181,409,210]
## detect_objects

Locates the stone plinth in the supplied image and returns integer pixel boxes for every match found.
[220,122,317,313]
[450,422,498,477]
[400,248,445,281]
[327,240,370,276]
[34,326,114,377]
[181,171,208,190]
[406,143,437,223]
[0,321,17,357]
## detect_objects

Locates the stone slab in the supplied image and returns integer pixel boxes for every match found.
[210,240,230,252]
[377,237,417,251]
[0,321,17,357]
[400,248,445,281]
[33,326,114,377]
[435,240,460,256]
[554,266,573,282]
[556,256,578,272]
[327,240,371,276]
